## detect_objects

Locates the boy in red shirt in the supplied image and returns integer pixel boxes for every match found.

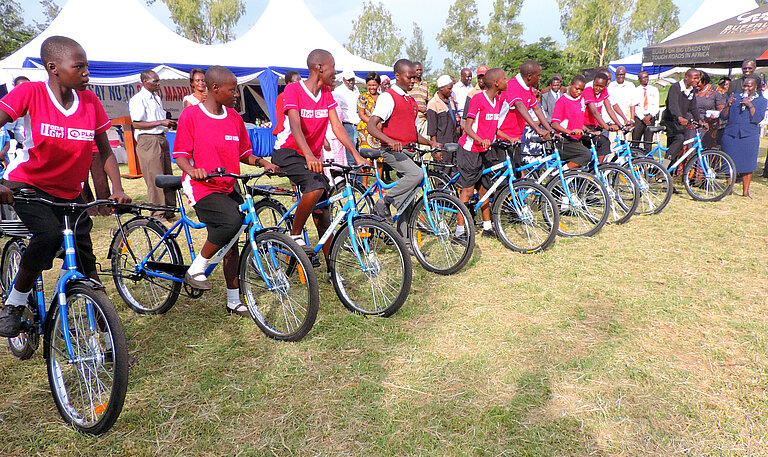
[456,68,515,239]
[0,36,131,337]
[499,60,552,142]
[272,49,369,268]
[550,75,592,168]
[173,66,278,315]
[583,72,623,160]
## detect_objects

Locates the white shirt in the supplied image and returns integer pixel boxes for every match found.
[129,87,168,137]
[332,83,361,125]
[371,84,413,123]
[183,94,201,107]
[607,80,635,122]
[631,84,660,118]
[453,81,473,116]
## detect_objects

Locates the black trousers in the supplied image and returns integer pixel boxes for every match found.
[662,122,685,163]
[631,116,655,152]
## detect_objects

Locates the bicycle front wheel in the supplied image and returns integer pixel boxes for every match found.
[629,157,673,215]
[492,180,558,253]
[408,191,475,275]
[110,218,182,315]
[330,219,412,316]
[546,171,609,237]
[239,231,319,342]
[682,149,735,202]
[599,163,640,224]
[45,285,128,434]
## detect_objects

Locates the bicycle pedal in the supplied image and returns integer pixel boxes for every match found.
[310,255,321,268]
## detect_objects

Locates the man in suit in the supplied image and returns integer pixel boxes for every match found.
[539,75,563,121]
[661,68,702,165]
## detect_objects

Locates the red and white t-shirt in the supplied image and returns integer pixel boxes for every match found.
[551,94,587,139]
[0,82,111,199]
[173,104,253,205]
[275,81,337,159]
[498,73,538,140]
[459,91,501,152]
[582,86,610,127]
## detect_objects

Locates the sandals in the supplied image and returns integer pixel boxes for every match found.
[226,302,250,318]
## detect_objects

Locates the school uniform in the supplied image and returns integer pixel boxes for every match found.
[550,93,591,166]
[581,86,611,156]
[457,91,502,189]
[498,73,539,142]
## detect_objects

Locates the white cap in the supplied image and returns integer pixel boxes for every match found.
[437,75,453,88]
[341,69,356,80]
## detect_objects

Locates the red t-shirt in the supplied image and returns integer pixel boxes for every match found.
[459,91,501,152]
[272,92,286,136]
[583,86,610,127]
[498,74,538,140]
[0,82,111,199]
[551,94,587,139]
[173,104,253,205]
[275,81,337,159]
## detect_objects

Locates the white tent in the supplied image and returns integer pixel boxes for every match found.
[609,0,758,78]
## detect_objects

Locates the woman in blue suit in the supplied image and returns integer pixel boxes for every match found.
[721,75,767,198]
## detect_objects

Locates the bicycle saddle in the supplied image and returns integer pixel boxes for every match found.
[155,175,183,190]
[646,125,666,133]
[359,149,382,159]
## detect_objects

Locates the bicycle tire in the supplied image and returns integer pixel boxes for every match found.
[545,170,610,237]
[253,198,291,231]
[110,218,182,315]
[238,231,319,341]
[2,239,39,360]
[330,218,412,317]
[427,169,457,195]
[629,157,673,215]
[492,180,558,254]
[598,163,640,224]
[407,191,475,275]
[45,285,128,434]
[682,148,735,202]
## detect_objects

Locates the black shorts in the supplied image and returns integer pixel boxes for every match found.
[271,148,330,198]
[193,191,244,247]
[559,137,592,166]
[456,146,504,189]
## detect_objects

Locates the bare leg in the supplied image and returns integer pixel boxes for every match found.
[458,187,474,226]
[478,186,491,221]
[743,173,752,197]
[222,247,239,289]
[291,189,324,238]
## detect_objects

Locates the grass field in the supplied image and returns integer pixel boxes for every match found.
[1,150,767,456]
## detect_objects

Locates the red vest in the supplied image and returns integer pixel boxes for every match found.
[381,88,419,145]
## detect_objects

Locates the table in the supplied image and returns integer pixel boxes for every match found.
[166,126,276,162]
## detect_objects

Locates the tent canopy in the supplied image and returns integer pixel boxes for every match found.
[643,4,768,66]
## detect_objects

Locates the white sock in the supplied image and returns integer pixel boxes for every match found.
[483,220,492,231]
[290,234,306,246]
[188,254,210,277]
[227,288,241,307]
[455,225,465,236]
[6,286,31,307]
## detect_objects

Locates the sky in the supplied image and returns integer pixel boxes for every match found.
[17,0,707,68]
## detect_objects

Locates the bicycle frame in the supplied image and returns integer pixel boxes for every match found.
[515,143,578,203]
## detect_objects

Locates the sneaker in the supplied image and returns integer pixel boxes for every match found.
[183,271,212,290]
[373,199,392,220]
[0,305,24,338]
[482,228,497,239]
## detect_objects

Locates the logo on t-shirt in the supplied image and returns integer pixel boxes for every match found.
[300,109,329,119]
[485,113,500,121]
[224,135,239,141]
[67,128,95,141]
[40,123,65,139]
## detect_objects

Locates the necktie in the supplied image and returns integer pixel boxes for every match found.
[643,88,648,110]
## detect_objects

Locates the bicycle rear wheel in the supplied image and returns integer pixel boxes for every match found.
[682,149,735,202]
[330,219,412,316]
[330,180,374,217]
[492,180,558,253]
[408,191,475,275]
[599,163,640,224]
[239,231,319,341]
[110,218,182,315]
[629,157,673,215]
[546,170,609,237]
[253,198,291,231]
[2,239,39,360]
[45,285,128,434]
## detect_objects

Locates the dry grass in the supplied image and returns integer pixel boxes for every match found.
[1,152,767,456]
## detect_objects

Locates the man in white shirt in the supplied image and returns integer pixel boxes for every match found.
[629,71,660,152]
[129,69,177,221]
[607,66,634,125]
[332,70,361,166]
[453,68,473,118]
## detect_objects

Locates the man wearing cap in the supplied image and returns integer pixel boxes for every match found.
[408,61,430,138]
[333,70,361,166]
[461,66,488,130]
[427,75,460,173]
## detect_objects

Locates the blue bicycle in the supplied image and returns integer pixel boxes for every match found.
[0,192,128,434]
[108,170,320,342]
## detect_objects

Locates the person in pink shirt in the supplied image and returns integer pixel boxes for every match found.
[0,36,131,337]
[271,49,369,269]
[173,66,279,314]
[583,72,623,160]
[550,75,592,168]
[456,68,515,239]
[499,61,552,142]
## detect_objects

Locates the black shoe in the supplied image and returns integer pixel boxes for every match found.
[671,186,681,195]
[482,228,497,239]
[452,233,468,246]
[373,199,392,219]
[0,305,25,338]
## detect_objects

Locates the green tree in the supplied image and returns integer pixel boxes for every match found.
[149,0,245,44]
[35,0,61,31]
[405,23,432,74]
[437,0,484,75]
[557,0,631,68]
[345,1,404,65]
[626,0,679,46]
[499,37,577,85]
[485,0,524,67]
[0,0,34,59]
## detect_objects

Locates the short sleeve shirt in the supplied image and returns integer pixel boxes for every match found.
[0,82,111,199]
[173,104,253,205]
[499,74,539,139]
[551,94,586,139]
[583,86,610,126]
[275,81,337,159]
[459,91,501,152]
